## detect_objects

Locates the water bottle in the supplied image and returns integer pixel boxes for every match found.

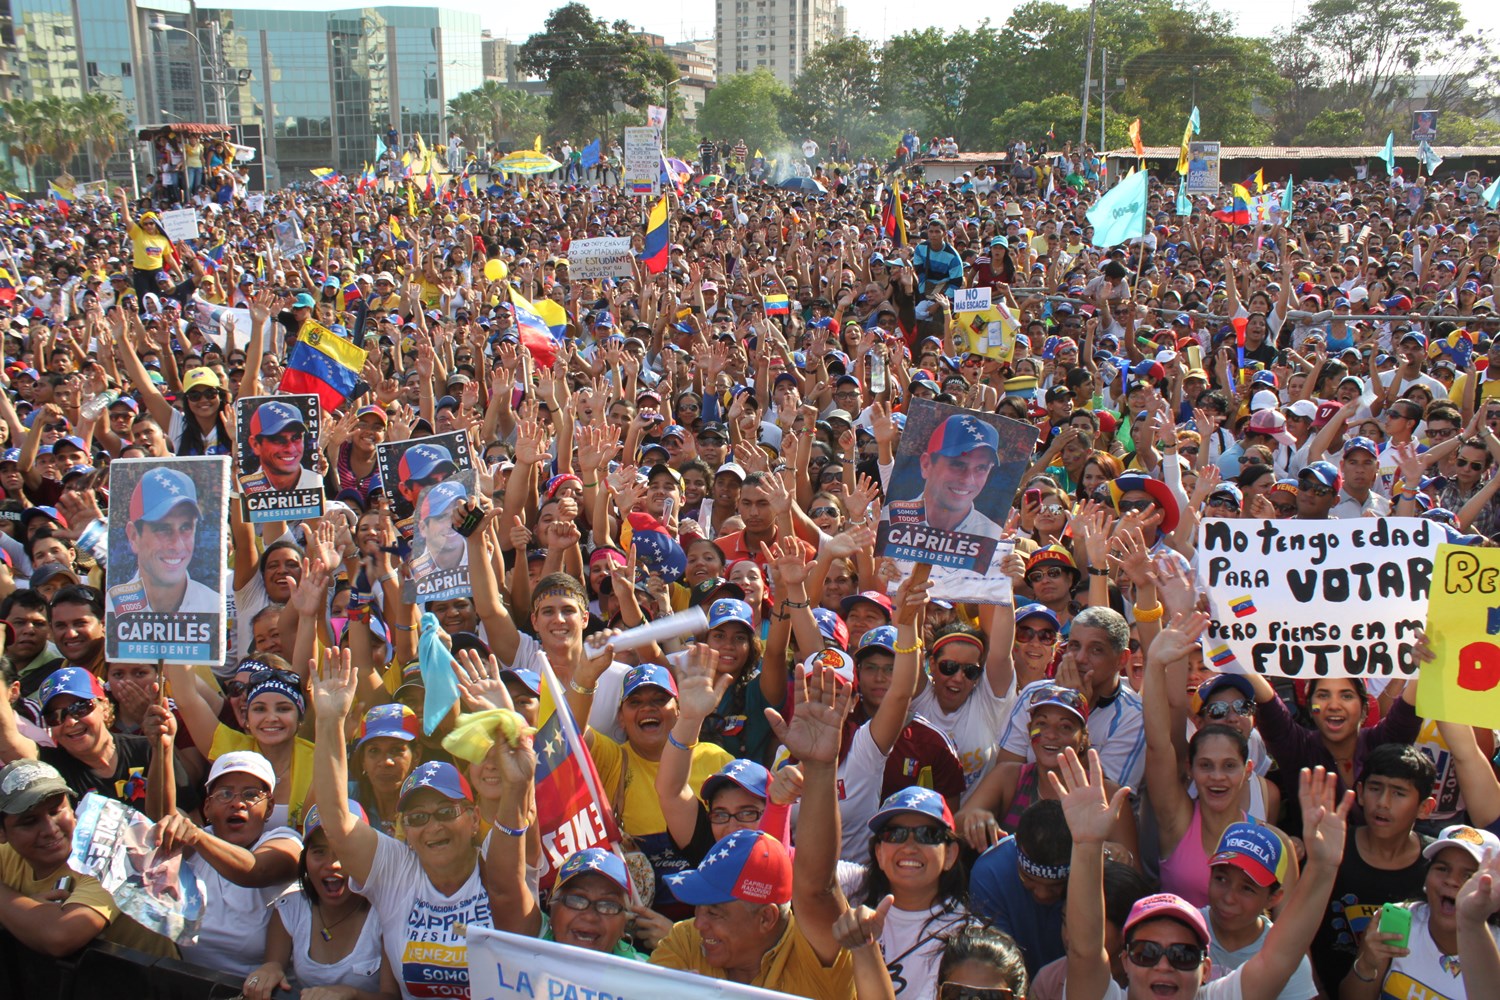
[80,389,119,423]
[870,351,888,394]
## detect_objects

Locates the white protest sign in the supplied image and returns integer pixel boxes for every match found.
[246,193,266,214]
[623,126,661,196]
[1185,140,1220,195]
[158,208,200,242]
[230,142,256,162]
[467,926,787,1000]
[1197,517,1439,678]
[953,286,992,313]
[191,298,255,350]
[567,237,634,279]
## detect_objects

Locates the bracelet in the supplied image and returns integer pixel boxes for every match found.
[391,622,414,632]
[493,820,529,837]
[1348,961,1377,983]
[780,598,810,609]
[840,458,854,464]
[667,732,698,751]
[1134,603,1165,623]
[893,638,924,655]
[375,571,398,584]
[582,481,598,489]
[568,679,597,696]
[1088,566,1110,576]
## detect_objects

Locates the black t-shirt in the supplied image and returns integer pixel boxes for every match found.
[1309,829,1432,991]
[41,733,202,813]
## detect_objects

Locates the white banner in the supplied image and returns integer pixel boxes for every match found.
[191,298,255,350]
[623,126,661,196]
[158,208,200,242]
[246,193,266,214]
[467,926,786,1000]
[1197,518,1439,678]
[953,287,992,313]
[230,142,257,162]
[567,237,635,280]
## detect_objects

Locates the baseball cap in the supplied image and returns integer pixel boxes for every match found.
[803,647,857,685]
[1108,473,1181,534]
[1206,483,1244,511]
[707,598,755,631]
[30,563,80,590]
[181,368,222,394]
[926,414,1001,461]
[398,761,474,808]
[1247,410,1297,448]
[866,786,955,833]
[666,829,793,905]
[1286,399,1319,420]
[715,462,746,481]
[38,666,106,708]
[622,663,678,699]
[840,590,895,621]
[1025,544,1077,577]
[1422,824,1500,863]
[292,292,317,309]
[1192,674,1255,715]
[701,760,772,803]
[304,800,368,837]
[250,400,306,437]
[811,607,849,650]
[1342,436,1379,459]
[1210,822,1289,888]
[398,443,457,483]
[855,624,898,657]
[0,760,71,815]
[419,479,468,522]
[1123,893,1211,945]
[1027,683,1089,723]
[355,703,421,748]
[129,467,202,522]
[1300,460,1343,491]
[556,848,631,893]
[207,750,278,791]
[1015,603,1060,628]
[356,404,388,425]
[1312,401,1342,428]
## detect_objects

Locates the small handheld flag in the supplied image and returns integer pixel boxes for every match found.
[640,195,669,274]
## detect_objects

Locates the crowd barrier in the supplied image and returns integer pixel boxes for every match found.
[0,936,270,1000]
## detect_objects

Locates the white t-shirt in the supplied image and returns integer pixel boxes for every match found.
[878,904,972,1000]
[275,889,386,993]
[181,824,302,977]
[1382,901,1496,1000]
[832,722,890,865]
[998,679,1147,788]
[1201,907,1316,1000]
[503,632,628,743]
[911,681,1016,802]
[351,832,493,1000]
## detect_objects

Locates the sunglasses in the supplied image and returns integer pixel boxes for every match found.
[224,679,252,698]
[1180,447,1199,456]
[402,803,469,828]
[708,806,765,824]
[185,389,218,403]
[1271,502,1298,515]
[875,825,951,846]
[44,699,96,727]
[936,660,983,681]
[1117,499,1153,513]
[1300,482,1335,496]
[554,892,626,916]
[1200,698,1255,721]
[1039,504,1068,517]
[1026,566,1069,583]
[1427,427,1458,439]
[1457,459,1487,471]
[1016,626,1058,644]
[1124,940,1206,972]
[809,506,841,519]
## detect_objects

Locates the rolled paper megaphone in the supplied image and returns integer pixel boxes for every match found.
[586,606,709,654]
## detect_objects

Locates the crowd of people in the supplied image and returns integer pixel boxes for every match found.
[0,129,1498,1000]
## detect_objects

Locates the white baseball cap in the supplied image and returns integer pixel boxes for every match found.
[207,750,277,792]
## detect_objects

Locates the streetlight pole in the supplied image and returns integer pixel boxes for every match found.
[1191,65,1201,111]
[149,15,247,125]
[1079,0,1097,145]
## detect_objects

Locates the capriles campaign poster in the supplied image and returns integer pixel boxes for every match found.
[235,393,324,523]
[376,431,477,602]
[106,456,231,664]
[875,398,1038,603]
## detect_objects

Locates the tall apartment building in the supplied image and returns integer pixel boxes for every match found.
[714,0,843,86]
[481,31,520,84]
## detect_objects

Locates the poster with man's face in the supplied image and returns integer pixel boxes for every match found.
[235,394,323,523]
[876,398,1038,603]
[401,473,477,604]
[375,430,474,539]
[106,456,230,663]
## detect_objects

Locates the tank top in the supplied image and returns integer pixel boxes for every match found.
[1159,802,1247,908]
[275,890,385,993]
[1002,763,1043,832]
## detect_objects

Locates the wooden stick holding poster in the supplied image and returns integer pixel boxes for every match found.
[875,398,1038,603]
[1418,544,1500,727]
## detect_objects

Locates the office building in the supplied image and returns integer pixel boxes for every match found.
[481,31,520,84]
[714,0,844,86]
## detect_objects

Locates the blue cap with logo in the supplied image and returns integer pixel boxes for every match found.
[38,666,105,708]
[925,413,1000,461]
[1342,436,1379,458]
[1210,822,1288,887]
[556,848,631,893]
[398,761,474,807]
[701,759,771,803]
[708,598,754,631]
[622,663,678,699]
[856,624,898,657]
[867,786,956,833]
[129,467,201,522]
[251,400,306,437]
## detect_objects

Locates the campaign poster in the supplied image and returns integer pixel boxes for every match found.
[624,126,662,196]
[401,473,477,603]
[1185,141,1220,195]
[1418,544,1500,728]
[875,398,1038,603]
[106,456,230,664]
[68,792,207,945]
[1412,109,1438,142]
[234,394,324,523]
[1197,517,1439,678]
[376,430,475,540]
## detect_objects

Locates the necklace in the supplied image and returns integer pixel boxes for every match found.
[316,900,363,941]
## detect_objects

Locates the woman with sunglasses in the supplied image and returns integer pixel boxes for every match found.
[910,618,1016,802]
[1188,677,1279,822]
[311,649,497,999]
[242,802,398,1000]
[116,187,173,298]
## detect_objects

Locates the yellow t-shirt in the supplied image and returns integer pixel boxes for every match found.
[209,724,315,830]
[0,843,180,958]
[651,914,854,1000]
[1449,372,1500,406]
[586,733,731,840]
[128,222,173,272]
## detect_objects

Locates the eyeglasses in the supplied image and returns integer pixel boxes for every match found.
[44,699,96,727]
[1117,499,1153,514]
[185,389,218,403]
[935,660,984,681]
[1026,566,1069,584]
[208,787,271,807]
[875,825,951,845]
[402,803,470,828]
[1458,459,1488,471]
[1124,941,1206,972]
[1016,626,1058,644]
[555,892,626,916]
[1200,698,1255,721]
[708,806,765,824]
[809,506,841,518]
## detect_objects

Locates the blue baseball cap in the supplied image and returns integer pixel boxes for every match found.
[292,292,317,309]
[304,800,368,837]
[1342,436,1379,459]
[1015,603,1060,627]
[1193,674,1256,714]
[666,829,792,905]
[1207,482,1244,510]
[502,668,541,695]
[1211,822,1288,887]
[856,624,898,657]
[867,786,955,833]
[622,663,678,699]
[398,761,474,807]
[707,598,754,631]
[398,443,457,483]
[355,703,420,748]
[701,759,771,803]
[250,400,306,437]
[418,479,468,521]
[129,467,201,522]
[811,607,849,649]
[0,448,19,464]
[38,666,105,708]
[925,413,1000,462]
[1300,460,1342,490]
[54,435,88,453]
[556,848,631,893]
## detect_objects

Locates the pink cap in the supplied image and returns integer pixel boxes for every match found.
[1123,893,1210,945]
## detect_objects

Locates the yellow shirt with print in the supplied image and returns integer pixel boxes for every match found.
[210,724,315,830]
[1449,372,1500,407]
[586,733,731,839]
[651,913,854,1000]
[127,222,173,272]
[0,843,180,958]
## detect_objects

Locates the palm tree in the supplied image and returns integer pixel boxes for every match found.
[0,99,48,193]
[446,90,490,149]
[77,92,127,180]
[448,81,549,149]
[35,95,82,181]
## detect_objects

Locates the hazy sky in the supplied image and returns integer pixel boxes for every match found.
[208,0,1491,47]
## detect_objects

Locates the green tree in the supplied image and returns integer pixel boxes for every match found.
[696,68,789,150]
[1294,108,1365,145]
[991,95,1083,148]
[879,25,1010,149]
[76,91,127,179]
[447,81,548,149]
[783,37,896,156]
[35,96,82,177]
[0,99,47,191]
[520,4,676,139]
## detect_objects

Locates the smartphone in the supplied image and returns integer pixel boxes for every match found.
[1024,488,1042,507]
[1377,903,1412,950]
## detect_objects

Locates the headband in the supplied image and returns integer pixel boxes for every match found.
[247,674,306,717]
[931,633,985,657]
[1017,847,1070,882]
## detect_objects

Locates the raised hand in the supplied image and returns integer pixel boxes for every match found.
[1456,848,1500,923]
[765,661,854,765]
[676,641,733,721]
[1299,765,1354,871]
[311,647,359,721]
[142,682,177,752]
[831,895,894,950]
[1147,610,1210,667]
[1048,747,1130,844]
[762,536,811,589]
[454,648,513,712]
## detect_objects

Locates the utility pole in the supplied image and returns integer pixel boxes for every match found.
[1079,0,1097,145]
[1191,64,1201,112]
[1100,48,1107,158]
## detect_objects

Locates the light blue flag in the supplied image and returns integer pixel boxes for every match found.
[1417,140,1444,176]
[1485,174,1500,210]
[375,135,387,161]
[1087,168,1148,248]
[1379,131,1396,176]
[580,138,600,170]
[1281,175,1294,216]
[417,612,461,735]
[1189,106,1200,135]
[1176,176,1192,217]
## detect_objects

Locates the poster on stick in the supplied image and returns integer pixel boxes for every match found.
[1418,544,1500,728]
[1197,517,1438,678]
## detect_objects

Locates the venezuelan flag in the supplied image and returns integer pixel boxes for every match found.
[508,290,563,367]
[764,294,790,315]
[640,195,669,274]
[48,182,72,218]
[1212,184,1253,225]
[3,192,26,212]
[280,319,368,412]
[1229,595,1257,618]
[338,280,362,313]
[310,167,340,186]
[533,297,569,340]
[0,270,15,304]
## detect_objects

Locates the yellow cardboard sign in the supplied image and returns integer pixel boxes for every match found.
[1417,544,1500,728]
[961,300,1019,362]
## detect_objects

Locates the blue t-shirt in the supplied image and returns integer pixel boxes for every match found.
[968,836,1064,975]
